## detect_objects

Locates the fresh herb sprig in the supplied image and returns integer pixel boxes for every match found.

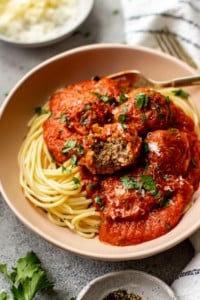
[0,252,54,300]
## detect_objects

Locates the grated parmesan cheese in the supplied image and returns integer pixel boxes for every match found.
[148,141,161,156]
[0,0,78,43]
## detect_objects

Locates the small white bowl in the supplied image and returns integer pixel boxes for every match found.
[77,270,178,300]
[0,0,94,48]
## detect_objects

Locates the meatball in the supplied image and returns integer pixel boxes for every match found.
[79,123,142,174]
[43,117,84,164]
[145,129,191,176]
[113,88,172,135]
[93,169,158,221]
[99,175,193,246]
[48,77,120,135]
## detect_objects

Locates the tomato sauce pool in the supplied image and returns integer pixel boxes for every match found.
[43,76,200,246]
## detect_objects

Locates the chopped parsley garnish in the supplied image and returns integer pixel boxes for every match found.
[165,222,171,230]
[60,114,67,123]
[94,196,104,209]
[77,144,85,155]
[121,123,128,131]
[140,174,157,196]
[121,174,160,198]
[91,91,115,104]
[61,165,71,174]
[88,183,96,190]
[118,114,126,123]
[73,177,80,185]
[85,103,92,110]
[141,112,146,123]
[0,251,54,300]
[119,93,128,104]
[143,142,149,154]
[135,92,149,109]
[172,89,189,99]
[122,104,128,113]
[62,141,84,156]
[62,140,77,154]
[60,114,70,125]
[160,191,173,207]
[71,154,78,167]
[35,106,48,115]
[165,96,171,104]
[121,175,140,190]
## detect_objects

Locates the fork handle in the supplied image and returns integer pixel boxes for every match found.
[157,75,200,88]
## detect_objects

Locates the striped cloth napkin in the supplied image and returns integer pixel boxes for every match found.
[120,0,200,67]
[120,1,200,298]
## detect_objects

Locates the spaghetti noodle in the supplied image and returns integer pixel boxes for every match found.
[18,103,101,238]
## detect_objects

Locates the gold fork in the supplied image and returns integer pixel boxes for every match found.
[155,28,198,70]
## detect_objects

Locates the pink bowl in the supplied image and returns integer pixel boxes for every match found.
[0,44,199,260]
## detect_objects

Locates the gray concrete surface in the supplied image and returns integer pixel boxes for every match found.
[0,0,194,299]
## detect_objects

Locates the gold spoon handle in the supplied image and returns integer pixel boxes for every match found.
[155,75,200,88]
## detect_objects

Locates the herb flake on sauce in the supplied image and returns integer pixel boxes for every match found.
[135,92,149,109]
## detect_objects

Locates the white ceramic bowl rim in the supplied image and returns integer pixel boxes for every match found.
[76,270,178,300]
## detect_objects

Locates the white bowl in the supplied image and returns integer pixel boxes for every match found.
[77,270,178,300]
[0,0,94,48]
[0,44,200,261]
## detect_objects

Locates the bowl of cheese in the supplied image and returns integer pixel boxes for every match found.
[0,0,94,47]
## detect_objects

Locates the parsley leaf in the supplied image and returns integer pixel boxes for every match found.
[73,177,80,185]
[119,93,128,104]
[0,252,54,300]
[172,89,189,99]
[165,96,171,104]
[61,165,71,174]
[118,114,126,123]
[165,222,171,230]
[91,92,115,104]
[35,107,48,115]
[140,174,157,196]
[121,175,140,190]
[71,154,78,167]
[135,93,149,109]
[141,112,146,123]
[60,114,67,123]
[160,191,173,208]
[77,145,84,155]
[62,140,77,154]
[94,196,104,209]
